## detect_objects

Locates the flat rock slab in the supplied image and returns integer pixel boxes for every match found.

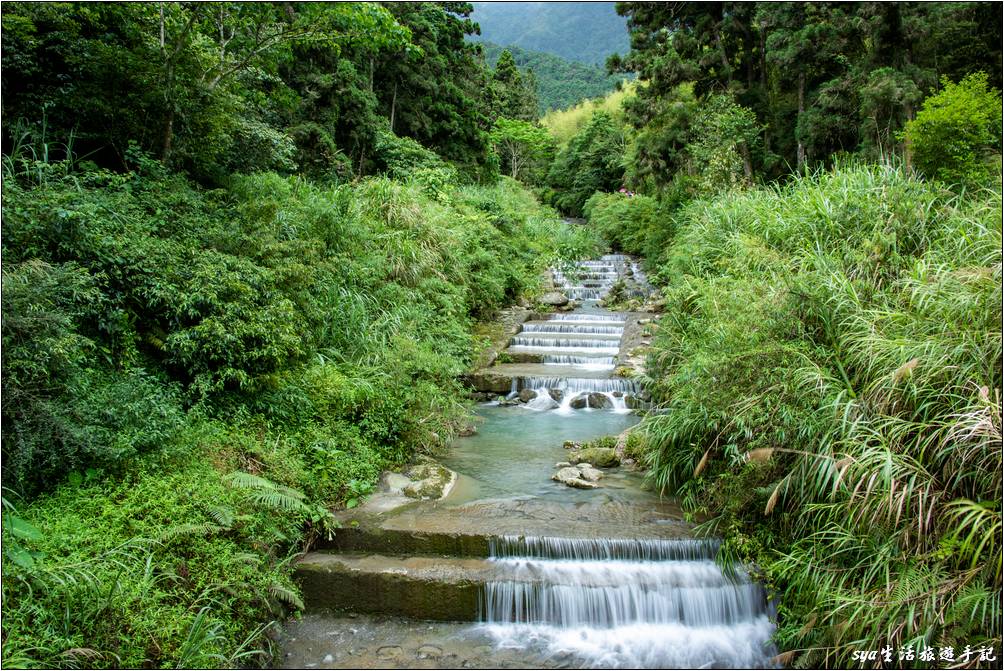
[329,496,690,554]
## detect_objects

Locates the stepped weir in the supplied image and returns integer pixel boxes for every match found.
[281,254,777,669]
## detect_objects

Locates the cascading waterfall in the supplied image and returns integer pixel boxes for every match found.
[500,257,643,413]
[479,536,777,669]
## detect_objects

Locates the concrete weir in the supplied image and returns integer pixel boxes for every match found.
[282,254,776,670]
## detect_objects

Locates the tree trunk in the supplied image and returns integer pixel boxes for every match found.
[389,81,398,133]
[162,106,175,163]
[740,141,753,183]
[796,70,806,172]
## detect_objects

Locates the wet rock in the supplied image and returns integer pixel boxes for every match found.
[417,645,443,659]
[549,388,564,402]
[612,391,623,398]
[539,291,569,306]
[465,371,516,394]
[403,463,457,500]
[578,465,604,482]
[518,388,537,403]
[569,447,621,468]
[555,461,572,468]
[569,396,587,410]
[586,392,612,409]
[562,440,580,450]
[377,646,403,660]
[382,472,412,493]
[497,397,520,406]
[551,466,600,490]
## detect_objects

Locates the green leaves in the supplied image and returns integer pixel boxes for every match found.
[903,72,1003,188]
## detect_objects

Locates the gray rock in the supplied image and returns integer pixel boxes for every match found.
[551,466,600,489]
[539,291,569,306]
[518,388,537,403]
[549,388,564,402]
[555,461,572,468]
[578,465,604,482]
[587,392,612,409]
[402,463,456,500]
[569,396,587,410]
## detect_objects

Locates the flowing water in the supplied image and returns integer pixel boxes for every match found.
[280,255,776,669]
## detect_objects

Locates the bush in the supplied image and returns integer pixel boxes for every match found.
[904,72,1003,187]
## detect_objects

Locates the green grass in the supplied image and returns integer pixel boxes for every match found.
[632,162,1002,665]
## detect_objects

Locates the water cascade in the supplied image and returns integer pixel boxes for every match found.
[479,536,777,668]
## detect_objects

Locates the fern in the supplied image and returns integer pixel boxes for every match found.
[267,583,305,611]
[223,471,310,513]
[205,505,235,527]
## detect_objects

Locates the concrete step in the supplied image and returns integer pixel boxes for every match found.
[296,553,486,620]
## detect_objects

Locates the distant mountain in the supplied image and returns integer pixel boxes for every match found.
[470,2,629,66]
[481,42,629,114]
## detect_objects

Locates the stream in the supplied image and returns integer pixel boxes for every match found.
[277,255,776,669]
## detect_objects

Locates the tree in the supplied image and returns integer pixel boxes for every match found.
[490,117,555,182]
[372,2,494,177]
[488,49,538,122]
[903,72,1003,186]
[547,111,625,215]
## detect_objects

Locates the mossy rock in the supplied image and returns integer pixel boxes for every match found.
[568,447,620,468]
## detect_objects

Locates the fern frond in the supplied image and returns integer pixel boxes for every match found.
[268,583,305,610]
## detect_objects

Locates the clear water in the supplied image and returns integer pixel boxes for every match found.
[439,403,642,504]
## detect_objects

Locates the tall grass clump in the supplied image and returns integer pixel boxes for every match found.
[637,162,1002,665]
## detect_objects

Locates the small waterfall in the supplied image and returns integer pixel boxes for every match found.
[513,377,639,394]
[479,536,777,669]
[542,355,615,370]
[509,336,621,351]
[521,324,624,335]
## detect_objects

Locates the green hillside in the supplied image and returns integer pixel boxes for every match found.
[481,42,629,114]
[471,2,628,65]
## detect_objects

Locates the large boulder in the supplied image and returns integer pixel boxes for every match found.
[569,447,621,468]
[549,388,564,402]
[569,395,588,410]
[518,388,538,403]
[539,291,570,307]
[587,392,612,409]
[577,464,604,482]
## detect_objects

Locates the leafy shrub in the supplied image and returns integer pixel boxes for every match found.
[903,72,1003,187]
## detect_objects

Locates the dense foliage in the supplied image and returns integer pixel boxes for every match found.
[609,1,1002,183]
[481,42,628,114]
[1,2,601,667]
[470,1,628,65]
